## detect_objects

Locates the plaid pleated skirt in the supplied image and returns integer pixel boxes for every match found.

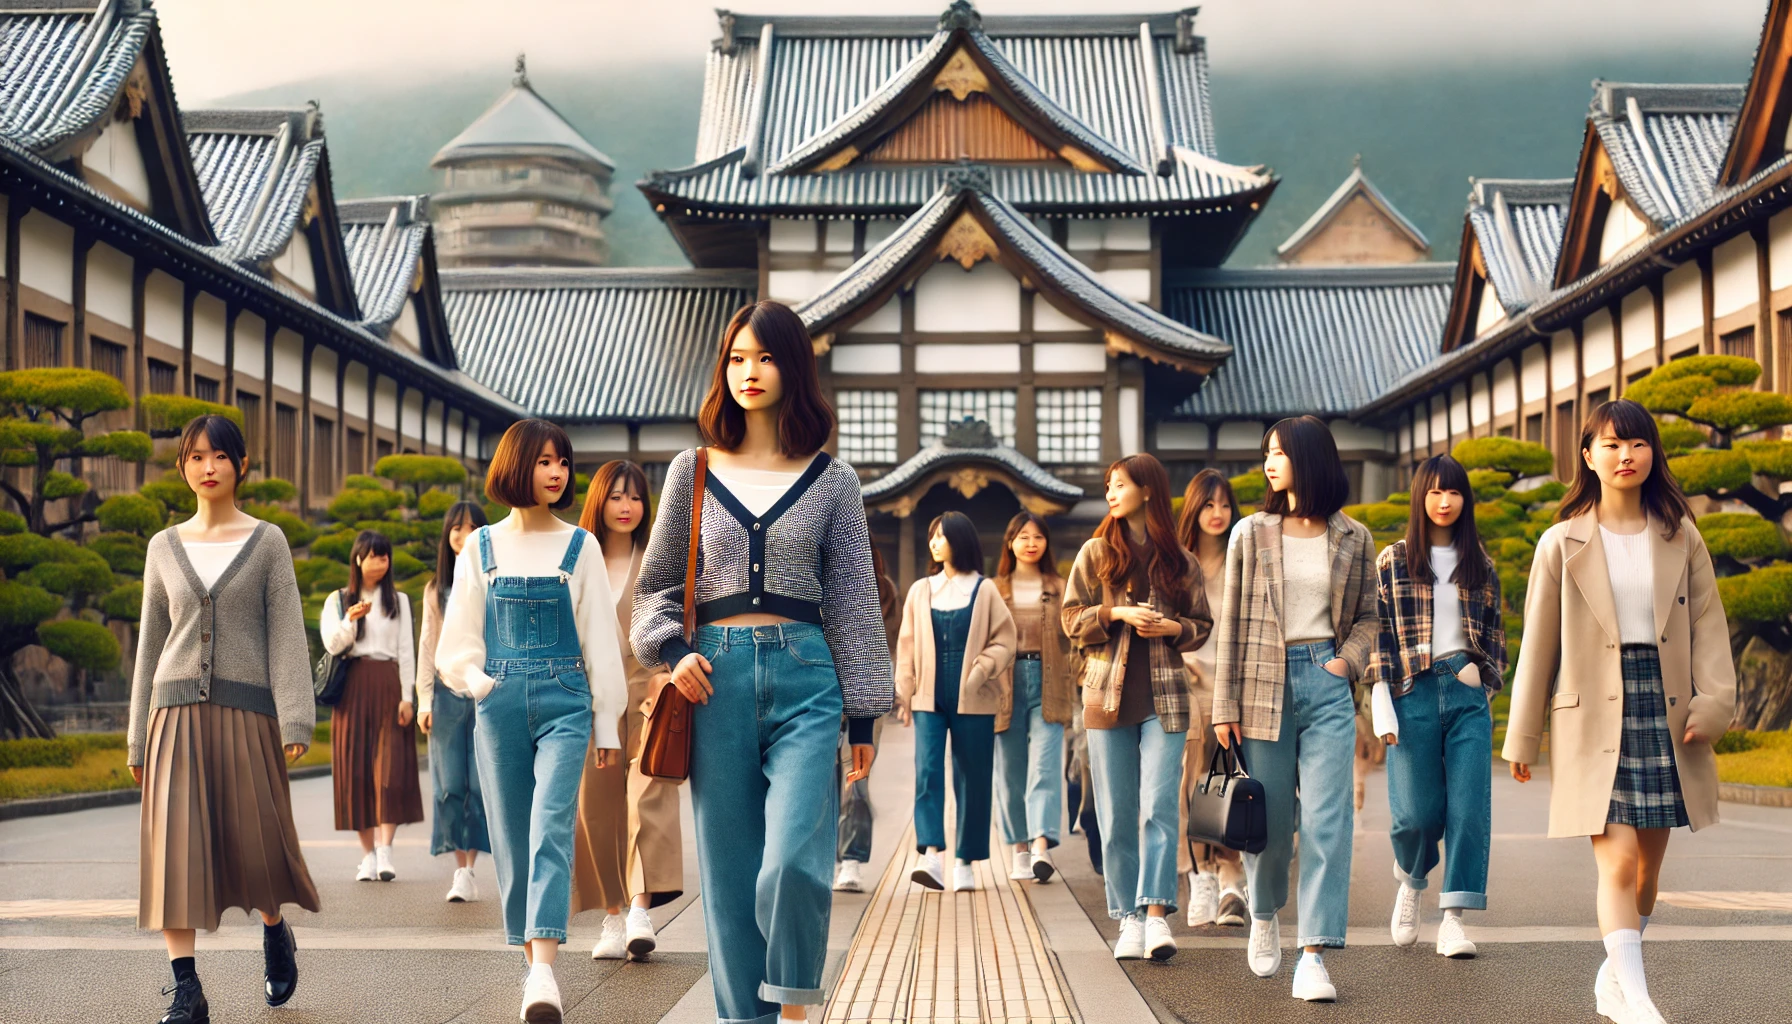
[1607,645,1689,830]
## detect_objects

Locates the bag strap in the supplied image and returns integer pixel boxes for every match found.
[683,448,708,644]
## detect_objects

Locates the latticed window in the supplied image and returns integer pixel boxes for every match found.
[836,390,898,465]
[919,390,1015,447]
[1036,388,1102,464]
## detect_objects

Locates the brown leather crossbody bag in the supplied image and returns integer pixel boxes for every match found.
[638,448,706,781]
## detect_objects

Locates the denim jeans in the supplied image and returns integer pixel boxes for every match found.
[1086,715,1185,919]
[473,659,592,944]
[1241,640,1357,948]
[913,683,996,863]
[994,658,1064,847]
[690,624,842,1024]
[428,684,491,856]
[837,717,881,864]
[1386,651,1493,910]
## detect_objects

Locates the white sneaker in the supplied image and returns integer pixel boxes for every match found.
[1435,913,1476,958]
[446,867,478,903]
[520,964,562,1023]
[1113,915,1146,960]
[834,860,865,892]
[952,862,977,892]
[1145,915,1177,961]
[625,906,657,961]
[911,852,944,890]
[1595,960,1626,1022]
[355,852,376,882]
[1009,851,1034,881]
[1216,884,1248,927]
[1248,916,1282,978]
[375,844,396,882]
[1390,882,1420,947]
[1030,848,1056,883]
[1186,872,1219,926]
[1291,952,1337,1002]
[590,913,627,960]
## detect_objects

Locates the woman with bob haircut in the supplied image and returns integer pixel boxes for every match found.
[896,510,1017,893]
[1063,453,1210,963]
[1213,415,1378,1002]
[573,459,683,962]
[1367,454,1505,959]
[1174,468,1248,928]
[437,418,627,1024]
[1505,400,1734,1024]
[129,414,318,1024]
[632,300,892,1024]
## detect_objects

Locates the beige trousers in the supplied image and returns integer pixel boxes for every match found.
[572,683,686,913]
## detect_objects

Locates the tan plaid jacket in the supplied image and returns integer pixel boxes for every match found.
[1062,537,1211,734]
[1211,512,1380,742]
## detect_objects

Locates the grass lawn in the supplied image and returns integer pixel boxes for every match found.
[1715,730,1792,788]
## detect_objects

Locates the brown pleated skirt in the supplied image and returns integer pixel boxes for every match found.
[331,658,424,831]
[138,703,321,931]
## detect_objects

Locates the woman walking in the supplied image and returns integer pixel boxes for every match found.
[321,530,423,882]
[438,419,628,1023]
[417,501,492,903]
[1174,469,1248,928]
[128,414,318,1023]
[573,459,682,961]
[992,512,1071,884]
[632,301,891,1024]
[834,546,900,893]
[897,511,1017,893]
[1505,400,1734,1024]
[1064,453,1210,963]
[1368,455,1506,958]
[1213,415,1378,1002]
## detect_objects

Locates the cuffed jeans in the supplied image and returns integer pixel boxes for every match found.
[473,659,592,945]
[1387,651,1493,911]
[994,658,1064,847]
[691,624,842,1024]
[1086,714,1185,919]
[1242,641,1356,948]
[429,685,491,856]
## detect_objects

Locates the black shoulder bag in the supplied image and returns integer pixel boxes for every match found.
[1186,742,1269,855]
[313,589,353,706]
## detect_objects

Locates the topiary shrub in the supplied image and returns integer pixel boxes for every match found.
[326,486,404,525]
[237,478,296,504]
[1229,469,1266,505]
[36,619,121,673]
[139,395,241,438]
[293,557,350,596]
[95,493,165,536]
[310,529,356,563]
[244,503,315,548]
[417,488,457,520]
[88,532,148,574]
[100,580,143,621]
[1698,512,1789,562]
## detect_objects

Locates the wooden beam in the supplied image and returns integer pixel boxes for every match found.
[70,230,91,369]
[300,337,314,516]
[1699,253,1715,355]
[5,198,22,370]
[1755,224,1774,391]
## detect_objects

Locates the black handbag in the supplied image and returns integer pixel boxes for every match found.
[1187,742,1269,855]
[313,590,352,706]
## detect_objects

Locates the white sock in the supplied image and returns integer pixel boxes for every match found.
[1638,914,1649,934]
[1443,908,1463,921]
[1603,929,1648,1005]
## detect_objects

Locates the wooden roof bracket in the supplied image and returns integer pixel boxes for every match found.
[739,21,776,180]
[1137,22,1175,177]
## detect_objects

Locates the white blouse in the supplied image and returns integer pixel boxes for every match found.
[709,464,805,518]
[183,538,249,590]
[321,587,416,702]
[436,516,628,751]
[928,570,983,611]
[1600,525,1659,645]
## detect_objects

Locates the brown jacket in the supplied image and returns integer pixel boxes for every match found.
[896,574,1017,730]
[1062,537,1211,734]
[1501,514,1736,838]
[993,572,1075,728]
[1211,512,1380,742]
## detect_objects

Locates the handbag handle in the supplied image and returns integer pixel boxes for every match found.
[683,448,708,644]
[1200,738,1252,797]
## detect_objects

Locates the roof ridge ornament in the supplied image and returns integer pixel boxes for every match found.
[941,416,998,449]
[942,159,991,193]
[514,53,529,88]
[939,0,982,33]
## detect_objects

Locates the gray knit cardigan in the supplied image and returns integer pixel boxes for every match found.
[127,522,317,766]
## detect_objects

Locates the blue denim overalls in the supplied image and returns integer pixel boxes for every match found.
[912,579,996,863]
[472,526,594,946]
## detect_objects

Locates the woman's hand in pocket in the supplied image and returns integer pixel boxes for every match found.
[1322,657,1349,679]
[1455,662,1482,689]
[672,652,714,704]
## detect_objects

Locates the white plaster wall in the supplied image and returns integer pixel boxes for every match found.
[1599,197,1648,264]
[402,390,425,445]
[309,347,338,410]
[1330,419,1388,451]
[915,261,1020,332]
[1215,420,1264,450]
[144,271,183,349]
[768,218,814,252]
[1621,288,1656,359]
[852,297,901,334]
[1033,295,1090,333]
[1103,219,1151,250]
[422,402,439,447]
[81,119,152,209]
[390,299,421,352]
[640,423,701,450]
[1493,360,1517,415]
[917,343,1019,374]
[767,269,833,305]
[273,231,316,296]
[1155,421,1208,451]
[343,361,368,418]
[1033,342,1106,373]
[864,220,898,249]
[1712,234,1759,319]
[1096,268,1152,302]
[1066,219,1104,250]
[20,211,74,303]
[273,329,304,388]
[1429,396,1447,445]
[1119,387,1140,455]
[832,343,901,375]
[1470,376,1490,426]
[234,312,265,380]
[567,424,629,453]
[374,376,398,429]
[1521,345,1546,405]
[447,410,464,456]
[1361,459,1391,502]
[1474,278,1506,336]
[1771,209,1792,290]
[825,220,854,253]
[81,243,132,329]
[1661,261,1703,340]
[1398,422,1411,454]
[1449,384,1469,438]
[1582,308,1615,376]
[1550,331,1575,394]
[191,293,227,367]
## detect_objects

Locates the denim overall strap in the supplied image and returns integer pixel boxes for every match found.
[556,528,586,579]
[477,526,496,577]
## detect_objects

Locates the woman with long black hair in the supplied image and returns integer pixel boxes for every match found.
[322,530,423,883]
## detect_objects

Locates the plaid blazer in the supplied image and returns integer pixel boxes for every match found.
[1211,512,1379,742]
[1366,540,1507,698]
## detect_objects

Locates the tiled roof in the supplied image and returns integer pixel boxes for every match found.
[338,196,431,332]
[440,268,755,422]
[1466,178,1571,313]
[185,108,323,264]
[1276,163,1427,260]
[0,1,151,155]
[860,438,1083,505]
[1590,81,1743,227]
[432,70,613,172]
[1163,264,1453,420]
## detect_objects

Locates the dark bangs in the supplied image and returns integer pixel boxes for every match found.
[1404,455,1491,591]
[1261,415,1349,520]
[1557,399,1692,538]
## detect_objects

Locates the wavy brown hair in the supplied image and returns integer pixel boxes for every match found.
[578,459,653,550]
[1557,399,1692,538]
[1176,468,1240,554]
[995,511,1058,580]
[697,301,835,458]
[1095,453,1191,613]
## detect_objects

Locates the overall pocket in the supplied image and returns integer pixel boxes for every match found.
[555,668,591,699]
[494,596,561,651]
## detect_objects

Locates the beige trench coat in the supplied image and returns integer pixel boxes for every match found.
[1502,514,1736,838]
[896,575,1017,732]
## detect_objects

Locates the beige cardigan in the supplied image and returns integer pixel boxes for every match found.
[896,574,1017,729]
[1503,513,1736,837]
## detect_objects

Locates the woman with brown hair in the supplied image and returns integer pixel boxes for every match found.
[1064,453,1210,963]
[1174,469,1248,928]
[1505,400,1734,1024]
[632,301,891,1024]
[321,529,423,883]
[992,511,1071,884]
[572,459,682,962]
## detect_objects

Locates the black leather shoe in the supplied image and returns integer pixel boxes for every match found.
[158,975,209,1024]
[263,918,299,1007]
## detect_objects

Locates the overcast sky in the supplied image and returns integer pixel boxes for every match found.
[157,0,1769,105]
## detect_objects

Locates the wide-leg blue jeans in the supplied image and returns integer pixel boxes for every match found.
[1386,651,1493,910]
[1086,714,1185,919]
[994,658,1064,847]
[429,685,491,856]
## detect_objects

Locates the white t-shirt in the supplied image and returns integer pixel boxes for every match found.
[1281,532,1332,644]
[183,538,248,590]
[1600,525,1658,645]
[709,465,806,518]
[1430,546,1468,657]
